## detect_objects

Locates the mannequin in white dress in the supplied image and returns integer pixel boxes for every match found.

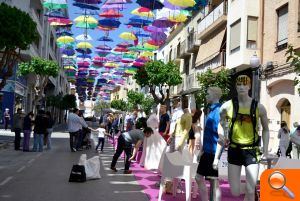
[140,108,167,170]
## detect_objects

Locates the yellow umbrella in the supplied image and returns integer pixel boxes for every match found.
[74,15,98,24]
[64,66,76,70]
[140,51,154,57]
[169,13,188,23]
[77,42,93,49]
[50,21,72,26]
[144,43,159,50]
[168,0,196,7]
[57,36,75,44]
[131,8,154,18]
[119,32,137,41]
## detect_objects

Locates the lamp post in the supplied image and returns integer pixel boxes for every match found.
[250,53,261,100]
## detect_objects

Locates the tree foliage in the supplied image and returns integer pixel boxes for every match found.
[93,100,111,115]
[0,3,38,89]
[61,94,77,110]
[127,90,144,107]
[286,45,300,94]
[111,99,127,111]
[141,95,155,116]
[134,60,182,104]
[18,57,60,77]
[195,68,231,109]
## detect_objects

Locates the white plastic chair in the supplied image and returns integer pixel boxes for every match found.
[158,151,197,201]
[273,157,300,168]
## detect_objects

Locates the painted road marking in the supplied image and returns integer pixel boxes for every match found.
[27,159,35,164]
[16,166,26,173]
[0,176,13,186]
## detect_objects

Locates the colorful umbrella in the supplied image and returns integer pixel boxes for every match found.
[44,10,67,18]
[74,0,101,4]
[136,0,164,10]
[131,7,154,18]
[73,2,100,10]
[153,17,176,28]
[75,34,93,41]
[77,42,93,49]
[168,0,196,7]
[99,9,123,18]
[113,47,129,53]
[74,16,98,24]
[98,19,121,28]
[143,25,167,33]
[116,42,133,48]
[43,0,67,9]
[97,36,113,42]
[76,48,93,54]
[119,32,137,40]
[57,36,75,44]
[96,45,112,51]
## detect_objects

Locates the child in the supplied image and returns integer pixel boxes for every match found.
[90,124,108,152]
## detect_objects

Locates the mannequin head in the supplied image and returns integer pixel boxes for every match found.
[172,97,181,109]
[206,87,222,104]
[235,75,251,96]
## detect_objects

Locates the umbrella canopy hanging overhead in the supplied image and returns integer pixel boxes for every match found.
[62,48,76,56]
[105,0,127,4]
[101,3,126,10]
[57,36,75,44]
[168,0,196,7]
[76,48,93,54]
[131,7,154,18]
[77,42,93,49]
[97,36,113,42]
[98,19,121,28]
[75,34,93,41]
[75,22,98,29]
[136,0,164,10]
[74,15,98,24]
[153,17,176,28]
[116,42,133,48]
[74,0,101,4]
[143,25,167,33]
[99,9,123,18]
[43,0,68,9]
[73,2,100,10]
[119,32,137,40]
[96,44,112,51]
[44,10,67,18]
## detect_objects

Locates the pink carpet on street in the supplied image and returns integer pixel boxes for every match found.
[131,162,245,201]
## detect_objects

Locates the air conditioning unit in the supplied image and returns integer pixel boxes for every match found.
[265,61,274,71]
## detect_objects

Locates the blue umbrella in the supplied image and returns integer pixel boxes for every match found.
[98,36,114,42]
[75,48,92,54]
[98,19,121,28]
[77,54,92,59]
[62,48,75,56]
[75,0,101,4]
[56,31,74,37]
[135,32,150,38]
[129,16,152,24]
[44,10,67,18]
[73,2,100,10]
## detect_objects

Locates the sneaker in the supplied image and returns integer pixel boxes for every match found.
[71,148,77,152]
[110,167,117,172]
[123,170,132,174]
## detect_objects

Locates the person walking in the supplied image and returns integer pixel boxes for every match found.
[12,108,24,150]
[67,108,88,152]
[23,112,34,152]
[90,123,108,152]
[45,111,54,150]
[4,108,11,130]
[33,110,48,152]
[158,104,170,142]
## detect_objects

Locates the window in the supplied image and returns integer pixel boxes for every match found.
[277,4,288,50]
[169,49,172,61]
[247,16,258,49]
[230,19,241,53]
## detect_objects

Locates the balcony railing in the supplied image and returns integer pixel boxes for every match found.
[178,40,191,59]
[197,1,227,34]
[197,50,226,70]
[187,32,200,53]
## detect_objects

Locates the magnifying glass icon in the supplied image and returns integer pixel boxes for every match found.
[268,171,295,199]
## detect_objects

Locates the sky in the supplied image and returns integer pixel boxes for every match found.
[67,0,140,56]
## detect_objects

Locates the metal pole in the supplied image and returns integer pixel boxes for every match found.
[252,69,256,99]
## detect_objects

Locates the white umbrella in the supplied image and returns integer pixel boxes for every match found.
[75,34,93,41]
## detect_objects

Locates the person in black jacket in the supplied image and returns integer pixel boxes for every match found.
[33,110,48,152]
[23,112,34,152]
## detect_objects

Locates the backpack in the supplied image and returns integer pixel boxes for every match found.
[228,97,259,148]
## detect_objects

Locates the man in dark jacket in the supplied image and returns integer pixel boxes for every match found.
[33,110,48,152]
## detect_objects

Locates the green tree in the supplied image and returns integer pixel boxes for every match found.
[134,60,182,105]
[18,57,60,105]
[111,99,127,111]
[127,90,144,108]
[195,68,231,109]
[286,45,300,94]
[61,94,77,110]
[141,95,155,116]
[0,3,38,89]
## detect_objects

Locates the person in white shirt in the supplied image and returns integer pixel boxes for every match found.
[67,108,88,152]
[278,121,290,157]
[90,123,108,152]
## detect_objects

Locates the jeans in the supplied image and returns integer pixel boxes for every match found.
[33,134,44,152]
[111,134,132,170]
[292,144,300,159]
[76,130,83,149]
[96,137,105,151]
[14,128,22,150]
[46,128,53,149]
[23,130,31,151]
[69,131,78,151]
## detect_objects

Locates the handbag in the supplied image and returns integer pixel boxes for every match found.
[68,165,86,182]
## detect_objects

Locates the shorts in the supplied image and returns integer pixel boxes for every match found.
[197,152,218,177]
[228,146,260,167]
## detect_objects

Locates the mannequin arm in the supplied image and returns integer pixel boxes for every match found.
[259,104,269,157]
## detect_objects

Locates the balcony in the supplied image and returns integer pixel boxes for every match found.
[185,73,200,93]
[30,8,43,35]
[196,50,226,71]
[177,82,184,95]
[178,40,191,59]
[197,1,227,39]
[187,32,200,53]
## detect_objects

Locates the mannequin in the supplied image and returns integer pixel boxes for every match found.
[195,86,222,201]
[213,75,269,201]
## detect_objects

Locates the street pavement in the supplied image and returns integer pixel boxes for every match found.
[0,130,149,201]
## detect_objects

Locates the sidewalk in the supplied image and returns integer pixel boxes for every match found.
[0,129,14,149]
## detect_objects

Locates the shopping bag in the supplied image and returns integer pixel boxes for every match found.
[68,165,86,182]
[85,156,101,179]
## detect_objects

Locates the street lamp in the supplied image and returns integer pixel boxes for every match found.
[250,52,261,100]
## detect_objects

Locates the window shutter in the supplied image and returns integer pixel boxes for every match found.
[277,5,288,45]
[247,17,258,41]
[230,20,241,51]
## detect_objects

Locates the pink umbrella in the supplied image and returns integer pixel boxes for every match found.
[99,9,123,18]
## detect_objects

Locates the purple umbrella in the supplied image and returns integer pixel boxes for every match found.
[143,25,167,33]
[163,0,186,10]
[96,44,112,51]
[151,32,167,41]
[116,42,133,48]
[101,3,126,10]
[105,0,126,4]
[62,48,75,56]
[153,17,176,28]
